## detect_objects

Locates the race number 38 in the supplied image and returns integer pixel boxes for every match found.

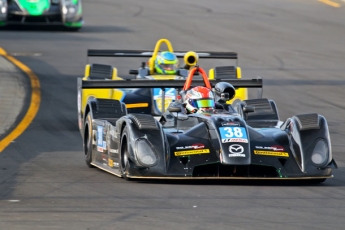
[219,127,247,139]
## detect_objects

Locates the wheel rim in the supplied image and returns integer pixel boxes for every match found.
[123,152,128,170]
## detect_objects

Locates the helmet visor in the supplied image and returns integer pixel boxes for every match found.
[196,99,215,108]
[159,64,178,71]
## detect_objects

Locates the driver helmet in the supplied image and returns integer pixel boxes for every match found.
[155,51,179,75]
[184,86,215,114]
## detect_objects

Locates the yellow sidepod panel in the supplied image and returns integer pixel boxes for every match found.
[81,67,124,114]
[84,64,91,77]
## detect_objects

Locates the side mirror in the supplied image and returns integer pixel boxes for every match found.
[220,92,229,101]
[243,106,255,113]
[129,69,139,75]
[168,106,182,113]
[214,82,236,102]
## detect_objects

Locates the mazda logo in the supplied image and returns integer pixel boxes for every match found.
[229,144,244,154]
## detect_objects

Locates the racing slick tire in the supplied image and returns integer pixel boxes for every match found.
[120,127,131,180]
[84,113,94,168]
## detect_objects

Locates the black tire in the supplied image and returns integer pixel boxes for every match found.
[84,113,94,168]
[120,127,131,179]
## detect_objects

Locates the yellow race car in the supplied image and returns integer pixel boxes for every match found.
[78,38,247,131]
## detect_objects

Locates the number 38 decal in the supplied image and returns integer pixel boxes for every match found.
[219,127,248,140]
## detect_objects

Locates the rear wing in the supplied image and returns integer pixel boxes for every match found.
[86,39,239,76]
[78,77,262,115]
[87,50,238,59]
[79,78,262,89]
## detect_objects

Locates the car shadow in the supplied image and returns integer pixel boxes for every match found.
[0,24,133,33]
[128,177,339,187]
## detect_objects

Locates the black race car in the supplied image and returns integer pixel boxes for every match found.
[77,66,337,182]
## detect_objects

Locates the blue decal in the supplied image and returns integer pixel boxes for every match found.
[153,88,176,98]
[153,88,176,112]
[97,126,103,148]
[219,127,248,143]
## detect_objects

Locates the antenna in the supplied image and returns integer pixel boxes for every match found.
[176,111,178,133]
[161,88,165,113]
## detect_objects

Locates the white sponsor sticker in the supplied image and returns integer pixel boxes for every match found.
[228,153,246,157]
[110,129,117,139]
[222,138,248,143]
[109,149,118,154]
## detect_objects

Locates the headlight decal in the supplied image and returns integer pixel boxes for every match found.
[311,138,329,167]
[62,0,80,16]
[135,138,158,167]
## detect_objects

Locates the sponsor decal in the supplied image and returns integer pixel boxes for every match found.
[254,150,289,157]
[219,127,248,143]
[97,126,103,151]
[108,159,114,167]
[228,153,246,157]
[228,144,245,157]
[110,129,117,140]
[222,122,239,126]
[222,138,248,143]
[174,149,210,156]
[176,143,205,150]
[109,149,118,154]
[114,162,119,167]
[103,141,107,149]
[255,145,285,151]
[97,146,103,152]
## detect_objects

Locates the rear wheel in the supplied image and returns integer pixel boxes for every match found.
[84,113,94,168]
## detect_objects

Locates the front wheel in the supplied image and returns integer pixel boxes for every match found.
[120,127,131,179]
[84,113,94,168]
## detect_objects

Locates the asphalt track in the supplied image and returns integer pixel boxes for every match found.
[0,0,345,229]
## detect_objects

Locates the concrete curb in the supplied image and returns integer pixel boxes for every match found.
[0,56,26,137]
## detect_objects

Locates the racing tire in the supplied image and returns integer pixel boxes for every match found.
[84,113,94,168]
[120,127,131,180]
